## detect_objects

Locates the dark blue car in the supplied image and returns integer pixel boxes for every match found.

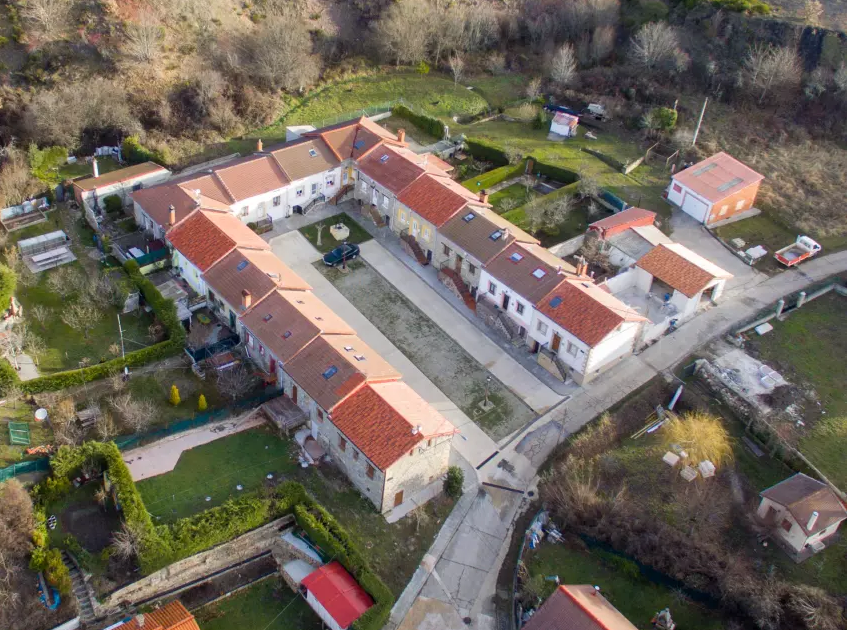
[322,243,360,267]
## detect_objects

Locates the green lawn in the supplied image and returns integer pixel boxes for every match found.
[299,212,373,254]
[124,373,229,428]
[747,292,847,489]
[55,156,122,183]
[16,264,155,373]
[714,213,797,274]
[0,405,53,468]
[466,74,529,110]
[195,577,322,630]
[461,162,526,193]
[489,184,534,214]
[524,543,724,630]
[136,425,455,596]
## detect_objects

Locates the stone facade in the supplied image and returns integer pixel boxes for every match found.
[381,435,451,511]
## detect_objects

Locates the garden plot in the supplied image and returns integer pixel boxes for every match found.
[319,261,535,439]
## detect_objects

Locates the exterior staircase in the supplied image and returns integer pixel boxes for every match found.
[62,551,97,624]
[368,205,387,228]
[476,295,518,342]
[400,231,428,266]
[553,355,570,382]
[300,194,326,215]
[438,267,476,313]
[330,184,353,206]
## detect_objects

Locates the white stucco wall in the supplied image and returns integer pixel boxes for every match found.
[434,235,483,289]
[355,171,397,228]
[79,170,171,208]
[306,590,346,630]
[667,180,711,223]
[527,310,589,374]
[755,497,842,552]
[172,249,206,296]
[584,321,640,374]
[477,269,534,332]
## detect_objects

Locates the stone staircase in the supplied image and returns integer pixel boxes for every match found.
[368,205,387,228]
[400,232,428,266]
[329,184,353,205]
[62,551,97,624]
[300,194,326,215]
[553,355,570,382]
[476,295,518,342]
[438,267,476,313]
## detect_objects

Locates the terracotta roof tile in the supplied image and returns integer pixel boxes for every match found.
[397,175,470,227]
[279,290,355,335]
[241,290,321,364]
[441,209,518,265]
[673,152,764,203]
[484,243,575,304]
[271,139,340,182]
[537,280,645,347]
[131,184,198,229]
[760,473,847,536]
[589,208,657,239]
[199,211,270,251]
[357,146,424,195]
[167,210,268,272]
[212,155,289,202]
[74,162,168,191]
[115,601,200,630]
[523,585,638,630]
[636,243,732,298]
[178,173,235,206]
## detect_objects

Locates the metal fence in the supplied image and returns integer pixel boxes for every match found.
[0,390,282,481]
[599,189,630,213]
[185,334,240,363]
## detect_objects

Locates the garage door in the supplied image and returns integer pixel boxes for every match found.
[681,192,709,223]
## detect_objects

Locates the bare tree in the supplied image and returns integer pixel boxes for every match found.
[460,5,499,53]
[110,393,155,433]
[376,1,430,67]
[525,194,575,234]
[62,302,99,339]
[22,331,45,367]
[245,15,320,91]
[835,64,847,96]
[4,384,22,409]
[550,44,577,88]
[0,148,41,210]
[577,170,600,199]
[96,411,120,442]
[19,0,74,36]
[29,304,51,329]
[449,53,466,86]
[216,365,256,402]
[590,26,616,65]
[0,479,34,615]
[801,0,825,25]
[111,522,143,561]
[525,77,543,101]
[124,10,164,64]
[486,52,506,75]
[630,22,687,73]
[428,3,464,67]
[744,44,802,104]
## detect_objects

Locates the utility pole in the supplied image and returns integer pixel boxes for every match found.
[117,313,125,359]
[692,97,708,147]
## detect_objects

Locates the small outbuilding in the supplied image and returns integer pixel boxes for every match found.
[522,584,639,630]
[666,152,763,226]
[757,473,847,562]
[550,112,579,138]
[73,161,171,209]
[300,561,374,630]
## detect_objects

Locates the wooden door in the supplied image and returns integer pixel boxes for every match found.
[394,490,404,507]
[502,294,510,311]
[551,333,561,353]
[292,385,298,404]
[269,358,276,374]
[454,254,463,273]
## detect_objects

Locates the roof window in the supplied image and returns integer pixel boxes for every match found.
[354,355,366,362]
[263,314,273,322]
[344,345,354,352]
[717,177,744,192]
[463,213,475,222]
[296,299,305,304]
[549,296,563,308]
[315,316,323,321]
[490,230,503,241]
[308,148,318,158]
[282,330,292,339]
[379,154,390,163]
[353,140,365,150]
[509,252,524,263]
[236,260,249,271]
[322,366,338,379]
[692,163,717,177]
[532,268,547,279]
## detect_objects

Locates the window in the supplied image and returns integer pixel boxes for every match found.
[566,341,578,357]
[241,206,249,217]
[338,437,347,452]
[296,187,304,198]
[489,230,503,241]
[246,333,253,348]
[719,204,728,216]
[379,154,390,163]
[488,281,497,294]
[443,244,451,256]
[532,268,547,279]
[259,344,265,356]
[366,464,375,479]
[537,321,548,334]
[549,296,563,308]
[735,200,746,210]
[311,183,319,195]
[423,227,431,240]
[359,180,367,192]
[381,194,389,208]
[308,148,318,158]
[237,260,249,272]
[509,252,524,263]
[326,176,336,187]
[516,302,525,315]
[468,263,477,275]
[263,313,273,322]
[398,210,407,223]
[322,366,338,379]
[353,450,359,461]
[463,212,475,222]
[672,183,682,193]
[354,355,366,362]
[316,409,323,422]
[273,196,281,206]
[781,519,792,533]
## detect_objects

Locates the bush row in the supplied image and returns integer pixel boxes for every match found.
[465,137,511,166]
[526,157,579,185]
[502,182,580,231]
[391,104,445,140]
[461,161,526,192]
[122,135,171,167]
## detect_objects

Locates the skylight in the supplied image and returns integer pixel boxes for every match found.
[353,140,365,150]
[509,252,524,263]
[489,230,503,241]
[379,154,390,163]
[692,163,717,177]
[282,331,292,339]
[296,299,305,304]
[308,149,318,158]
[344,345,354,352]
[532,268,547,279]
[354,355,366,362]
[322,366,338,379]
[549,296,563,308]
[716,177,744,192]
[236,260,249,271]
[263,314,273,322]
[463,213,475,222]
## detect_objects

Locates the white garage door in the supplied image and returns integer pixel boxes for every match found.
[681,192,710,223]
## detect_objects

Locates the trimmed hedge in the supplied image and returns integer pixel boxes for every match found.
[502,182,580,230]
[461,161,526,192]
[526,157,579,185]
[465,137,510,166]
[391,104,445,140]
[122,135,171,167]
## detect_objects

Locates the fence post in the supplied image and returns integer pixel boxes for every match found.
[774,298,785,318]
[796,291,807,309]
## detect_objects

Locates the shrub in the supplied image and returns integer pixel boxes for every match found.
[0,263,17,312]
[652,107,678,132]
[197,394,207,411]
[444,466,464,498]
[30,546,72,595]
[461,162,526,191]
[465,137,510,166]
[122,135,171,166]
[532,109,548,130]
[103,195,123,214]
[416,60,430,75]
[169,384,180,406]
[526,158,579,185]
[391,104,445,140]
[0,358,19,396]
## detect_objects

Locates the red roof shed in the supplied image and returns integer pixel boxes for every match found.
[301,561,374,630]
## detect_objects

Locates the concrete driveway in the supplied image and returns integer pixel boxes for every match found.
[668,209,768,296]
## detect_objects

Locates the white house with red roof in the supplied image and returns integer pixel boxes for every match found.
[550,111,579,138]
[587,208,672,268]
[667,152,764,226]
[73,161,170,209]
[523,585,638,630]
[300,561,374,630]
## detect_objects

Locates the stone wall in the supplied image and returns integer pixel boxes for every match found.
[95,516,296,616]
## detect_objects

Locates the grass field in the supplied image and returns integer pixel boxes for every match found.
[135,425,455,596]
[299,212,373,254]
[489,184,534,214]
[56,156,122,183]
[466,74,529,110]
[714,214,797,274]
[524,542,724,630]
[195,578,322,630]
[747,291,847,489]
[0,405,52,468]
[124,373,230,428]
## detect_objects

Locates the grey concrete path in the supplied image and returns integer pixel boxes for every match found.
[360,240,564,415]
[269,231,498,472]
[261,203,343,241]
[15,353,40,381]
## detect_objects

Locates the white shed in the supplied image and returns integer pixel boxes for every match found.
[550,112,579,138]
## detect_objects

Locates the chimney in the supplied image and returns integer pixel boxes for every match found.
[556,265,563,275]
[502,228,510,240]
[256,138,263,152]
[135,614,145,628]
[592,586,601,597]
[194,189,201,206]
[168,204,176,227]
[807,510,819,531]
[397,128,406,143]
[241,289,252,310]
[411,424,422,435]
[479,189,489,204]
[92,158,99,178]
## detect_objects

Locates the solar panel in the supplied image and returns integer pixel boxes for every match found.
[717,177,744,192]
[236,260,249,271]
[692,163,717,177]
[550,296,563,308]
[322,366,338,379]
[532,268,546,279]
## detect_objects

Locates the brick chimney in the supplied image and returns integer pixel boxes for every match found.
[502,228,510,240]
[168,204,176,227]
[92,158,99,178]
[241,289,252,310]
[478,190,489,204]
[397,128,406,143]
[256,138,263,152]
[576,256,588,276]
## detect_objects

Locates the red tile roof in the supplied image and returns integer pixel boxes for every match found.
[537,280,645,347]
[357,146,424,195]
[74,161,168,191]
[397,175,470,227]
[167,210,268,272]
[522,585,638,630]
[240,290,322,364]
[589,208,656,239]
[484,243,575,304]
[115,600,200,630]
[331,381,455,470]
[636,243,732,298]
[301,561,373,629]
[131,184,198,229]
[673,152,764,203]
[213,155,289,202]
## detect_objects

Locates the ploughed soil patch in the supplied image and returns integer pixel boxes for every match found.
[173,554,279,611]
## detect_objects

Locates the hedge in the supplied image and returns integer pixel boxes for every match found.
[391,104,445,140]
[465,137,510,166]
[122,135,171,167]
[502,182,580,230]
[13,261,184,395]
[461,161,526,192]
[526,157,579,185]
